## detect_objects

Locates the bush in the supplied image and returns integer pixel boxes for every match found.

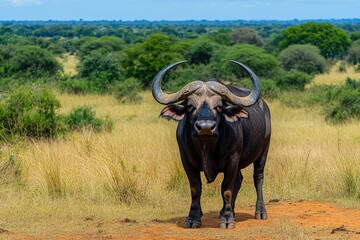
[278,44,327,75]
[6,45,62,79]
[337,62,347,72]
[260,79,280,99]
[287,77,360,123]
[62,105,113,132]
[324,78,360,123]
[78,50,124,92]
[231,27,265,46]
[356,64,360,73]
[0,86,62,140]
[275,70,312,91]
[0,86,113,141]
[184,38,218,65]
[77,36,124,59]
[221,44,281,81]
[163,64,216,92]
[113,77,143,104]
[346,45,360,65]
[121,33,177,88]
[59,77,88,94]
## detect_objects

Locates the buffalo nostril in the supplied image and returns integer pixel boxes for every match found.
[195,120,216,131]
[195,122,202,131]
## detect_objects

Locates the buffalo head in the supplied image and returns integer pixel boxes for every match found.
[152,60,261,139]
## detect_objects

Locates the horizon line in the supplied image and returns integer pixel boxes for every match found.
[1,18,360,22]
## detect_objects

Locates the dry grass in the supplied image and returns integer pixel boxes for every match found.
[312,61,360,85]
[0,88,360,236]
[57,53,79,76]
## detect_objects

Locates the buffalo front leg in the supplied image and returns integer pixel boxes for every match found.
[253,144,269,220]
[183,167,203,228]
[219,162,239,229]
[231,171,243,214]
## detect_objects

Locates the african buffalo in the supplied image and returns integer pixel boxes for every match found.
[152,60,271,229]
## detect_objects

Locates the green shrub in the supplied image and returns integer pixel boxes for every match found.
[276,70,312,91]
[184,38,218,65]
[78,50,124,92]
[59,77,88,94]
[121,33,177,88]
[325,78,360,123]
[163,64,216,92]
[113,77,143,104]
[337,62,347,72]
[278,44,327,75]
[356,64,360,73]
[77,36,124,59]
[289,77,360,124]
[62,105,113,132]
[0,85,62,140]
[346,45,360,65]
[7,45,62,79]
[221,44,281,81]
[261,79,280,99]
[231,27,265,46]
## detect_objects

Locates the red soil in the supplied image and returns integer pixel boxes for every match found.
[3,201,360,240]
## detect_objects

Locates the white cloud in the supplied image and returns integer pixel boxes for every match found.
[10,0,42,7]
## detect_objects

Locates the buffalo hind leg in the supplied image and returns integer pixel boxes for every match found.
[253,143,270,220]
[183,170,203,228]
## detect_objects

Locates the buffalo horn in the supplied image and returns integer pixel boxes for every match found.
[206,60,261,107]
[152,61,203,105]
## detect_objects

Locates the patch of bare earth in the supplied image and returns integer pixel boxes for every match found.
[2,201,360,239]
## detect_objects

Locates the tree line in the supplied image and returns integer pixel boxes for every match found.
[0,21,360,140]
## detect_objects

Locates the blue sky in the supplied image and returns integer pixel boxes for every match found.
[0,0,359,21]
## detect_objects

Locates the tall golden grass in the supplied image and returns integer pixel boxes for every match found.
[312,61,360,85]
[0,76,359,235]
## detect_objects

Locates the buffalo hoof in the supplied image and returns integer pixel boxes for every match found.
[219,221,227,229]
[219,215,235,229]
[255,212,267,220]
[184,218,201,228]
[219,220,235,229]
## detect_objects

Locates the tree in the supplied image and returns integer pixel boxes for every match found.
[231,27,265,47]
[350,32,360,42]
[279,22,351,58]
[210,28,232,46]
[7,45,62,79]
[121,33,177,88]
[278,44,327,74]
[220,44,280,81]
[184,38,218,65]
[78,36,124,59]
[78,50,124,92]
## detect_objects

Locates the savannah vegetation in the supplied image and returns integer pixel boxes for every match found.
[0,20,360,237]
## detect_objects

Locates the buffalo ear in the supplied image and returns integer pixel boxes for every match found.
[160,104,186,121]
[223,105,248,122]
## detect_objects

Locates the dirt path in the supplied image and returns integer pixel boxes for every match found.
[2,201,360,239]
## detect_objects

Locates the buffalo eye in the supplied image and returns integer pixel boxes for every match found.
[187,104,196,113]
[215,105,223,112]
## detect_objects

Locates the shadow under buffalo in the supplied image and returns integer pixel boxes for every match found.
[153,211,254,228]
